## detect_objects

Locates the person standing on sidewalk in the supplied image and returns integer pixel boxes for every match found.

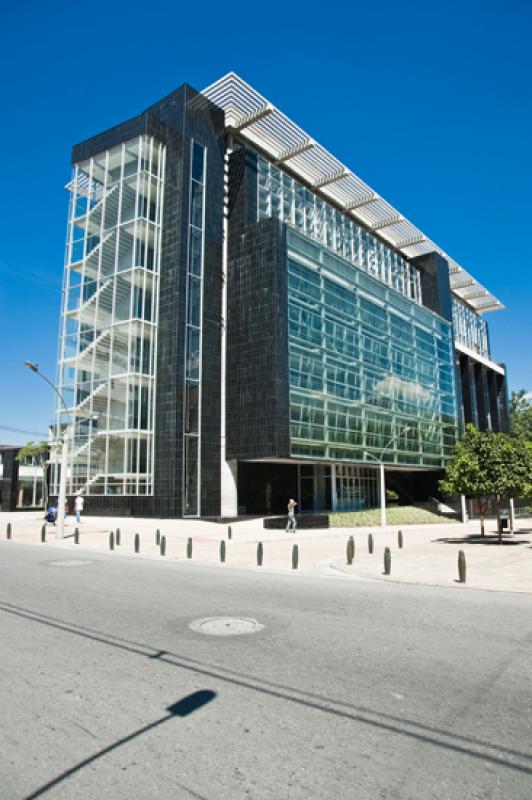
[286,498,297,533]
[74,494,84,524]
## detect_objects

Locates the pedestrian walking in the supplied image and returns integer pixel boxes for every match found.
[286,498,297,532]
[74,494,84,524]
[44,504,57,526]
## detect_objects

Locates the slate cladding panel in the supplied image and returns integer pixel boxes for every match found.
[71,112,169,164]
[146,86,224,518]
[69,85,224,517]
[227,146,290,459]
[457,352,508,434]
[411,251,453,323]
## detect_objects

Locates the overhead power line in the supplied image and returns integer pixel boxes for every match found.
[0,425,49,438]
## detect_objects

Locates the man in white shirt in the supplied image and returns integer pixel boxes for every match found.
[74,494,84,524]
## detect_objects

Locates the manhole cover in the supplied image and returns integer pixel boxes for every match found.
[189,617,264,636]
[48,560,92,567]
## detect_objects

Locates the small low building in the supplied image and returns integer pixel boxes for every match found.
[0,445,46,511]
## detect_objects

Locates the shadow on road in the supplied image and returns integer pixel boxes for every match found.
[433,534,528,546]
[1,599,531,787]
[23,691,216,800]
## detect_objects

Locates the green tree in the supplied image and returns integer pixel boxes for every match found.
[16,441,50,510]
[509,389,532,441]
[440,425,532,540]
[489,435,532,537]
[439,425,492,536]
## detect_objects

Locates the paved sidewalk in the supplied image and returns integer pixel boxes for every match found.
[1,511,531,593]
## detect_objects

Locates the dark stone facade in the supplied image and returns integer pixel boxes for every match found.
[457,351,508,432]
[409,250,509,434]
[226,147,290,461]
[70,85,225,517]
[411,251,453,322]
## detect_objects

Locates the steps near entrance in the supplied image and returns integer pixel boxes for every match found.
[264,514,330,530]
[414,500,460,519]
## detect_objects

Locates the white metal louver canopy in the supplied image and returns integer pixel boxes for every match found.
[202,72,503,314]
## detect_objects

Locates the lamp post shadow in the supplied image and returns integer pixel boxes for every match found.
[24,691,216,800]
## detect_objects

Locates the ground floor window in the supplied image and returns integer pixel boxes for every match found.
[16,477,44,508]
[237,461,377,515]
[334,465,378,512]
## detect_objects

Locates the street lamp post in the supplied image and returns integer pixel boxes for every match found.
[25,361,70,540]
[25,362,96,541]
[364,425,411,527]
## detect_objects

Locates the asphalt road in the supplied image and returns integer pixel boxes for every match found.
[1,541,531,800]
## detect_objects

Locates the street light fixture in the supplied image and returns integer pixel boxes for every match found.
[364,425,411,528]
[25,362,69,539]
[24,361,97,541]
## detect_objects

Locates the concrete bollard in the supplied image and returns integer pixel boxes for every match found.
[186,537,192,559]
[292,543,299,570]
[74,528,79,544]
[134,533,140,553]
[458,550,467,583]
[160,535,166,557]
[220,540,226,563]
[156,529,160,546]
[116,528,121,546]
[368,533,374,554]
[346,536,354,565]
[384,547,391,575]
[41,525,46,543]
[257,541,263,566]
[228,525,232,540]
[398,529,403,549]
[6,523,12,540]
[109,531,114,551]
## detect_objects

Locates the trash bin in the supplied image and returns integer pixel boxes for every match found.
[500,517,508,530]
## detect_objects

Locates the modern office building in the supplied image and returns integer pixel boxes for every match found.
[52,73,508,517]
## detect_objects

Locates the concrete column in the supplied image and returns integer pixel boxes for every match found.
[379,462,386,527]
[331,464,337,512]
[469,360,479,428]
[221,459,238,517]
[474,363,489,430]
[461,494,468,524]
[460,355,473,425]
[220,135,238,518]
[487,370,500,432]
[497,372,509,432]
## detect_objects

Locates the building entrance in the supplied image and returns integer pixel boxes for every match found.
[237,462,299,515]
[237,462,336,515]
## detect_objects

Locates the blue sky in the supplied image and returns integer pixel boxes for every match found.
[1,0,530,445]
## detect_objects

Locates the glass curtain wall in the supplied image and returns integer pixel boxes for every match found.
[54,135,165,496]
[452,298,489,358]
[183,141,206,516]
[334,465,378,512]
[258,156,422,304]
[287,229,458,468]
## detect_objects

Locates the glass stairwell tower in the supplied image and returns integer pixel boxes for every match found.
[53,135,166,497]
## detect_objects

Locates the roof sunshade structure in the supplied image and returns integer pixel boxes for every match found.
[202,72,503,314]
